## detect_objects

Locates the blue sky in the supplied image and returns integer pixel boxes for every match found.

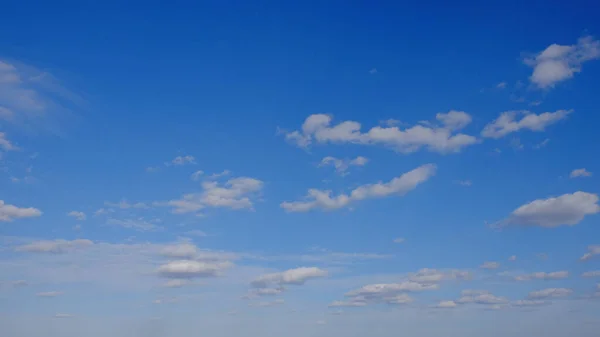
[1,1,600,336]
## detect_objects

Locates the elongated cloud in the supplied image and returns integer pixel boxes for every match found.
[281,111,478,153]
[251,267,327,288]
[281,164,436,212]
[481,110,572,139]
[0,200,42,221]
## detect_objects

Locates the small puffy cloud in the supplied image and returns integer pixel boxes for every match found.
[481,109,572,139]
[251,267,327,288]
[0,200,42,221]
[157,260,232,279]
[494,192,600,228]
[16,239,93,254]
[36,291,63,297]
[528,288,572,299]
[281,164,436,212]
[170,155,195,166]
[508,255,517,261]
[514,271,569,281]
[580,245,600,261]
[393,237,405,244]
[280,111,478,154]
[480,261,500,270]
[67,211,86,221]
[524,36,600,88]
[319,156,368,176]
[457,290,509,305]
[435,300,457,308]
[570,168,592,178]
[581,270,600,278]
[0,132,19,151]
[165,176,263,214]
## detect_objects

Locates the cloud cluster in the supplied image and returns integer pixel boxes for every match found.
[319,156,368,176]
[495,191,600,228]
[281,111,478,153]
[0,200,42,222]
[524,36,600,88]
[281,164,436,212]
[481,110,572,139]
[165,176,264,214]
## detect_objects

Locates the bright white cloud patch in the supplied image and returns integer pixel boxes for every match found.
[480,261,500,270]
[165,176,263,214]
[251,267,327,288]
[157,260,232,278]
[524,36,600,88]
[570,168,592,178]
[67,211,86,221]
[496,192,600,228]
[281,164,436,212]
[580,245,600,261]
[514,271,569,281]
[527,288,572,299]
[15,239,93,253]
[319,156,368,176]
[481,109,572,139]
[281,111,478,153]
[0,200,42,221]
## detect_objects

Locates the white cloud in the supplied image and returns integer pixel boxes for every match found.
[393,237,405,244]
[170,155,196,166]
[407,268,471,283]
[160,243,198,259]
[512,300,547,307]
[580,245,600,261]
[345,282,439,298]
[455,180,472,187]
[328,299,367,308]
[319,156,368,176]
[528,288,572,299]
[480,261,500,270]
[164,176,263,214]
[104,200,149,209]
[281,164,436,212]
[0,132,19,151]
[457,290,509,305]
[251,267,327,288]
[508,255,517,261]
[191,170,204,181]
[0,200,42,221]
[251,299,285,307]
[0,59,83,133]
[570,168,592,178]
[495,191,600,228]
[163,279,192,288]
[157,260,232,279]
[496,82,507,89]
[385,293,414,304]
[67,211,86,221]
[16,239,93,253]
[281,111,478,153]
[581,271,600,278]
[524,36,600,88]
[435,300,457,308]
[243,287,285,299]
[481,109,572,139]
[106,217,162,232]
[36,291,63,297]
[514,271,569,281]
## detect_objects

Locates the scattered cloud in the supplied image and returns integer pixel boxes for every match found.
[281,164,436,212]
[496,82,507,89]
[15,239,93,253]
[36,291,63,297]
[0,200,42,221]
[369,68,377,74]
[570,168,592,178]
[582,270,600,278]
[157,260,232,279]
[493,191,600,228]
[191,170,204,181]
[524,36,600,88]
[169,155,196,166]
[481,109,572,139]
[527,288,572,299]
[580,245,600,261]
[393,237,405,244]
[251,267,327,288]
[280,111,478,153]
[514,271,569,281]
[454,180,472,187]
[480,261,500,270]
[0,132,19,151]
[106,217,162,232]
[328,299,367,308]
[533,138,550,149]
[457,290,509,305]
[508,255,517,261]
[67,211,86,221]
[318,156,368,176]
[435,300,457,308]
[162,279,193,288]
[104,200,149,209]
[54,313,73,318]
[163,176,264,214]
[512,300,547,307]
[251,298,284,307]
